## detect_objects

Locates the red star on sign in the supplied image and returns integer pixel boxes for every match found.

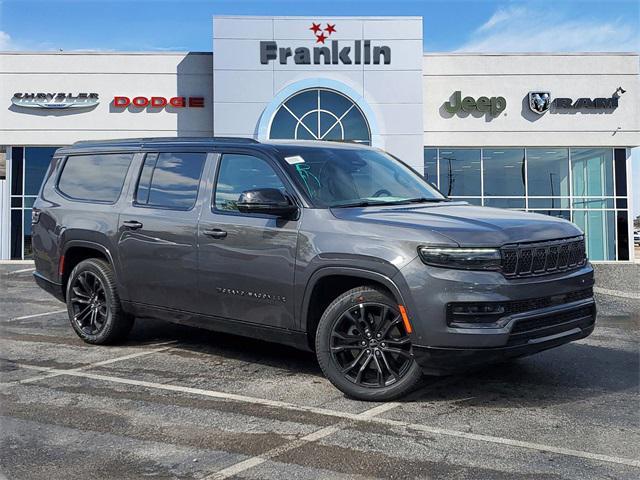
[309,22,322,34]
[315,32,328,44]
[324,23,336,35]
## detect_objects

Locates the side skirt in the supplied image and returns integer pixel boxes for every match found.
[122,301,311,351]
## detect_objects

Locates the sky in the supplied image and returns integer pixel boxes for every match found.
[0,0,639,217]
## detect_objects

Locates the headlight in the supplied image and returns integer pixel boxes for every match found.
[418,247,501,271]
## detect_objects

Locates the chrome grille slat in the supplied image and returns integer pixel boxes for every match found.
[500,237,586,278]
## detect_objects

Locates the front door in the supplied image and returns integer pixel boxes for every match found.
[197,152,299,329]
[117,151,208,310]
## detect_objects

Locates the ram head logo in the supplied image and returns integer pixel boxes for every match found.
[528,91,551,115]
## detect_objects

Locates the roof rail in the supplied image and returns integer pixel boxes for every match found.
[71,136,260,147]
[209,137,260,143]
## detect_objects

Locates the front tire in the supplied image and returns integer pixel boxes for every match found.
[315,286,423,401]
[66,258,133,345]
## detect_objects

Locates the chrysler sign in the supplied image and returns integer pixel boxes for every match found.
[11,92,99,109]
[260,22,391,65]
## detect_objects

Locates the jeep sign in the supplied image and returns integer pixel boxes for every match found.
[444,91,506,117]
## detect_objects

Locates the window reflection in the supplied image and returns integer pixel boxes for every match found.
[483,198,525,209]
[571,148,614,197]
[573,210,616,261]
[136,152,206,210]
[527,148,569,197]
[25,147,58,195]
[214,154,286,212]
[438,149,481,197]
[423,149,437,186]
[58,153,133,203]
[483,149,525,197]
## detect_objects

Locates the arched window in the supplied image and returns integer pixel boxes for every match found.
[269,88,370,145]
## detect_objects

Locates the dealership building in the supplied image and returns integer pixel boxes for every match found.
[0,16,638,261]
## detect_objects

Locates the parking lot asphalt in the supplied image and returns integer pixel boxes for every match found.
[1,263,639,480]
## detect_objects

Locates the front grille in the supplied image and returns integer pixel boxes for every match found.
[511,305,594,333]
[501,237,586,278]
[507,304,596,346]
[502,288,593,316]
[446,288,593,326]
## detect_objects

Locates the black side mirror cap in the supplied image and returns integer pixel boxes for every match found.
[236,188,298,218]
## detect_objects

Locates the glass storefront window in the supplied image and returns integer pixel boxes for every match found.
[572,210,616,261]
[23,209,33,259]
[423,149,437,186]
[527,148,569,197]
[530,210,571,221]
[8,146,60,259]
[483,149,525,197]
[25,147,58,195]
[438,149,481,197]
[571,148,614,197]
[423,147,628,261]
[527,197,570,209]
[483,198,525,209]
[451,197,481,205]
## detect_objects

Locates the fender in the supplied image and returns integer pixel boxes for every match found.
[61,239,124,297]
[298,266,412,334]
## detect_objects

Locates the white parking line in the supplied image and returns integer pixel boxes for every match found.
[205,401,401,479]
[205,423,344,480]
[7,341,178,385]
[7,365,639,469]
[594,287,640,299]
[7,267,36,275]
[9,310,67,321]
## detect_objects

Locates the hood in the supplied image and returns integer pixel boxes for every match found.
[330,202,582,247]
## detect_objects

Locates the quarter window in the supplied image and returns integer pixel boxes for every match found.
[58,153,133,203]
[135,152,206,210]
[214,154,287,212]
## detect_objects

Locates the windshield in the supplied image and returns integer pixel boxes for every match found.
[276,145,446,208]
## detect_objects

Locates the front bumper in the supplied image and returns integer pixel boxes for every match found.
[394,257,596,373]
[412,299,595,375]
[33,271,65,302]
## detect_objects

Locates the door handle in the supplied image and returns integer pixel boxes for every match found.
[203,228,227,239]
[122,220,143,230]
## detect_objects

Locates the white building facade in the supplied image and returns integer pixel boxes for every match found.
[0,16,638,261]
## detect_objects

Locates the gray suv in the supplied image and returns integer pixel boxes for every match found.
[32,137,596,401]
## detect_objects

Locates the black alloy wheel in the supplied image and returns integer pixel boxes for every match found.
[69,271,109,335]
[65,258,134,344]
[330,302,413,387]
[316,286,423,401]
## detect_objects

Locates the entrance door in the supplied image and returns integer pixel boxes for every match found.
[197,152,299,329]
[117,151,208,310]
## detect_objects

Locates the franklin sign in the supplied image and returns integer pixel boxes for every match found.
[260,40,391,65]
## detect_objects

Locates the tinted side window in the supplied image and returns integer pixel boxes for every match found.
[135,152,206,210]
[58,153,133,203]
[214,154,287,212]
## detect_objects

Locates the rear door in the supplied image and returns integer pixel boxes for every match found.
[196,150,300,329]
[117,151,209,311]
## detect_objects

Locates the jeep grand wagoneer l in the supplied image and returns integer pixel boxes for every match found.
[32,138,596,400]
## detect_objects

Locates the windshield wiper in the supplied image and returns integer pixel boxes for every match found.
[331,197,448,208]
[331,200,391,208]
[402,197,449,204]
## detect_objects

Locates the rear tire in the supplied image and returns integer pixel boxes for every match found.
[315,286,423,401]
[66,258,133,345]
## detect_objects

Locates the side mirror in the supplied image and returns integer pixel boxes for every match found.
[237,188,298,217]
